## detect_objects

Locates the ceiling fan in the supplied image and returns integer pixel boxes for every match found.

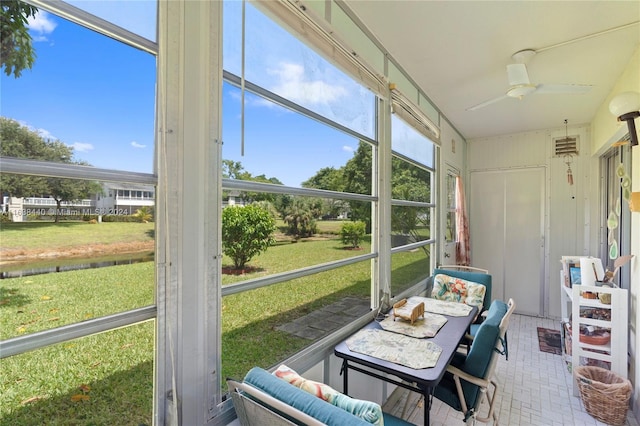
[466,49,592,111]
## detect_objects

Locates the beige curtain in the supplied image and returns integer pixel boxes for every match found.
[455,176,470,266]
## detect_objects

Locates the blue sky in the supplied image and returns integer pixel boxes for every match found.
[2,8,156,174]
[1,2,429,187]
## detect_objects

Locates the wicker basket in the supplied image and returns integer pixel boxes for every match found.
[574,366,632,426]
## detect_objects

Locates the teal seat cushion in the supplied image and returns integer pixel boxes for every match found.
[383,412,415,426]
[469,296,507,338]
[243,367,371,426]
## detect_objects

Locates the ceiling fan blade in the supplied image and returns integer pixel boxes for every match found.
[535,84,592,94]
[507,63,530,86]
[466,94,509,111]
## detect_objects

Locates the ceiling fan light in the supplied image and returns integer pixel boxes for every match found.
[507,84,536,99]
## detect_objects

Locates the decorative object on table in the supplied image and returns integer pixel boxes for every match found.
[392,298,424,325]
[575,365,632,426]
[537,327,562,355]
[379,312,447,338]
[345,328,442,369]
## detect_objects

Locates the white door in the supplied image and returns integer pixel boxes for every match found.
[469,168,545,316]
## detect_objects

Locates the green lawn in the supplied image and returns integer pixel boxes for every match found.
[0,222,429,425]
[0,221,155,251]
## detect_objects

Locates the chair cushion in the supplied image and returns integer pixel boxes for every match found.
[431,274,486,310]
[244,367,371,426]
[273,364,383,425]
[432,268,492,310]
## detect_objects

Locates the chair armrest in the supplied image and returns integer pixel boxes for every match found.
[446,365,490,389]
[227,379,325,426]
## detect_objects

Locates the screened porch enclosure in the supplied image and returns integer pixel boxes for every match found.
[0,0,439,424]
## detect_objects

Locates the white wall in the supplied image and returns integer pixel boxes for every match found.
[465,124,592,318]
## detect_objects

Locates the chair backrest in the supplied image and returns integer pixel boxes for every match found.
[431,267,492,312]
[498,298,516,343]
[458,299,509,408]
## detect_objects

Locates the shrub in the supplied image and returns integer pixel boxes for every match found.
[133,206,154,223]
[340,221,366,248]
[222,204,276,270]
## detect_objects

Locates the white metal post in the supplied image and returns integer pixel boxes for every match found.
[156,0,223,424]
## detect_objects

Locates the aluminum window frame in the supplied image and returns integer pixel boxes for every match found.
[0,1,159,359]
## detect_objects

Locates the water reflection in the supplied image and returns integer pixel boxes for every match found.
[0,252,154,279]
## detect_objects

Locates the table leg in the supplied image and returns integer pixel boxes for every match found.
[340,359,349,394]
[423,387,432,425]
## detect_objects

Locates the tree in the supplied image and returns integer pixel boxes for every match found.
[390,160,430,237]
[47,174,101,223]
[302,167,349,219]
[222,159,250,180]
[1,1,38,78]
[222,159,284,205]
[283,198,321,239]
[0,117,102,222]
[302,167,344,192]
[222,204,276,270]
[342,141,373,229]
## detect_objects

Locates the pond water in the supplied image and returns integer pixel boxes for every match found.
[0,252,154,279]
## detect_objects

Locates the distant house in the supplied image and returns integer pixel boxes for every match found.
[1,183,155,221]
[94,183,155,215]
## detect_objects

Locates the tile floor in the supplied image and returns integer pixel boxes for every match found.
[383,314,639,426]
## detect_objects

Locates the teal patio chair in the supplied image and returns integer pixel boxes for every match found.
[433,298,515,424]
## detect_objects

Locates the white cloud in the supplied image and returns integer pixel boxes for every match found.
[16,121,56,140]
[342,145,354,153]
[269,62,347,105]
[35,127,55,140]
[28,10,57,42]
[131,141,146,149]
[69,142,94,153]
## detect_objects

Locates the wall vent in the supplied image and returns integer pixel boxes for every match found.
[554,136,579,156]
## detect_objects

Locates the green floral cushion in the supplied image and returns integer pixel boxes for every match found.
[274,364,384,425]
[432,274,486,310]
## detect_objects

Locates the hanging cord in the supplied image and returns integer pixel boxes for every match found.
[157,8,178,423]
[563,120,574,186]
[565,155,574,186]
[240,0,246,156]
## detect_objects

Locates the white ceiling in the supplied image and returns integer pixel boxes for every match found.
[341,1,640,140]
